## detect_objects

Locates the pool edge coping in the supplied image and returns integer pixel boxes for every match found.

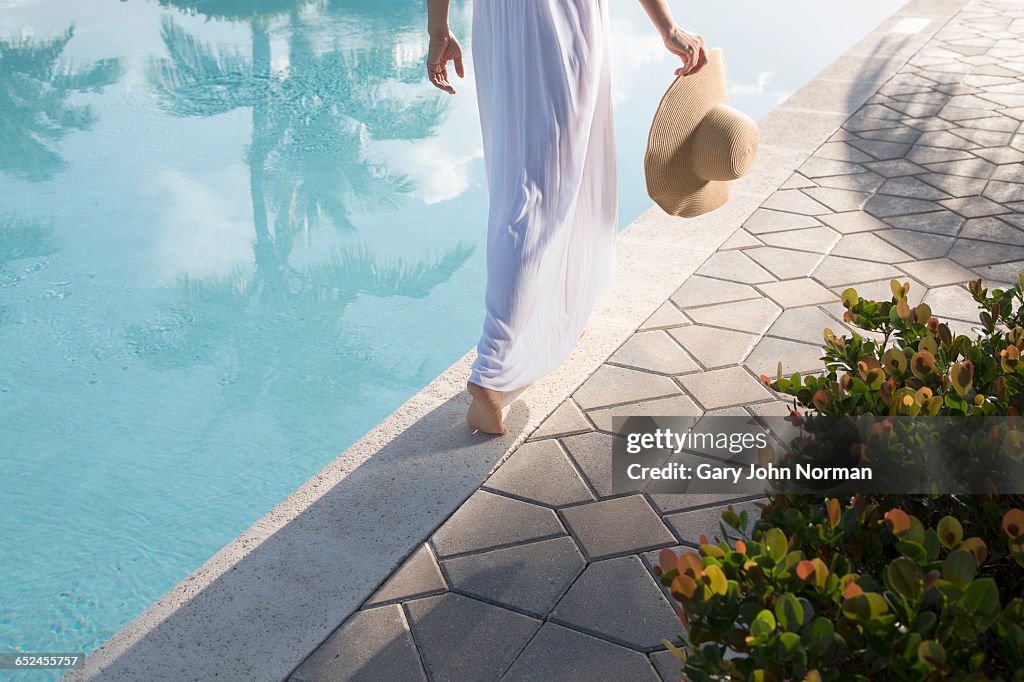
[69,3,969,679]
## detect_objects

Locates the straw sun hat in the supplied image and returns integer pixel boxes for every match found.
[645,47,759,218]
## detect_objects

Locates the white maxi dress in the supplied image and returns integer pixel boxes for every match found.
[468,0,618,392]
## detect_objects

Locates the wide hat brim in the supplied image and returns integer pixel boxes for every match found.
[644,48,757,218]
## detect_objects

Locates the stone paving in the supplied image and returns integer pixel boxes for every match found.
[290,1,1024,679]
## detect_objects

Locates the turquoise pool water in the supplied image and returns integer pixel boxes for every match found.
[0,0,906,666]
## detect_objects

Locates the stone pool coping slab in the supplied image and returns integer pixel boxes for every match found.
[69,1,968,679]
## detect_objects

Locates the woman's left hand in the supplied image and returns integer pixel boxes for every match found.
[663,26,707,76]
[427,31,465,95]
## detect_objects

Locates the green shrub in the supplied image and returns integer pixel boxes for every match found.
[762,277,1024,418]
[656,278,1024,681]
[655,497,1024,681]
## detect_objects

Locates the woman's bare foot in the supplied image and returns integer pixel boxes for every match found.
[467,380,506,435]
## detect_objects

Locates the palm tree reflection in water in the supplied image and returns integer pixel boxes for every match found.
[131,0,474,444]
[0,28,122,181]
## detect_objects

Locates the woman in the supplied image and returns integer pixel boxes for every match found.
[426,0,707,435]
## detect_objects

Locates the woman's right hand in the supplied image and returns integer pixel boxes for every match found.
[426,31,465,95]
[663,26,707,77]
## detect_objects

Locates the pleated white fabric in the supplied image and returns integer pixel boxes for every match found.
[468,0,618,392]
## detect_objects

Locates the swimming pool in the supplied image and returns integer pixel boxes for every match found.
[0,0,906,667]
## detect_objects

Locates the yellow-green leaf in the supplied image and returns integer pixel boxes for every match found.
[763,527,788,563]
[703,564,727,597]
[937,516,963,549]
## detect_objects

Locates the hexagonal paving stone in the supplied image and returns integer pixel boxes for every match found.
[877,175,952,200]
[742,208,823,234]
[994,161,1024,181]
[406,593,540,682]
[803,186,872,212]
[431,491,564,558]
[684,297,781,335]
[746,247,825,280]
[757,226,841,253]
[831,232,913,263]
[863,159,928,177]
[668,325,759,369]
[972,260,1024,284]
[906,146,973,165]
[934,107,994,125]
[958,114,1018,132]
[940,195,1010,217]
[844,113,899,133]
[745,336,827,377]
[780,171,817,189]
[916,129,982,150]
[586,394,703,433]
[923,285,983,322]
[560,495,675,560]
[984,180,1024,204]
[670,275,761,309]
[1004,215,1024,232]
[365,545,446,608]
[572,364,681,410]
[647,490,760,516]
[720,229,763,250]
[761,189,833,216]
[766,307,850,346]
[849,138,912,160]
[899,258,977,286]
[884,209,963,236]
[530,399,592,439]
[960,216,1024,246]
[812,255,904,287]
[550,556,682,652]
[859,123,922,144]
[695,250,775,285]
[865,194,943,218]
[923,157,996,179]
[484,439,594,508]
[501,623,660,681]
[798,157,866,179]
[441,536,585,618]
[817,211,891,234]
[952,126,1015,148]
[678,367,773,411]
[609,331,700,375]
[291,605,426,682]
[876,229,955,259]
[756,278,838,308]
[815,169,887,193]
[561,431,639,498]
[974,147,1024,165]
[918,172,987,197]
[949,239,1024,268]
[904,116,957,132]
[639,301,690,330]
[814,141,873,163]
